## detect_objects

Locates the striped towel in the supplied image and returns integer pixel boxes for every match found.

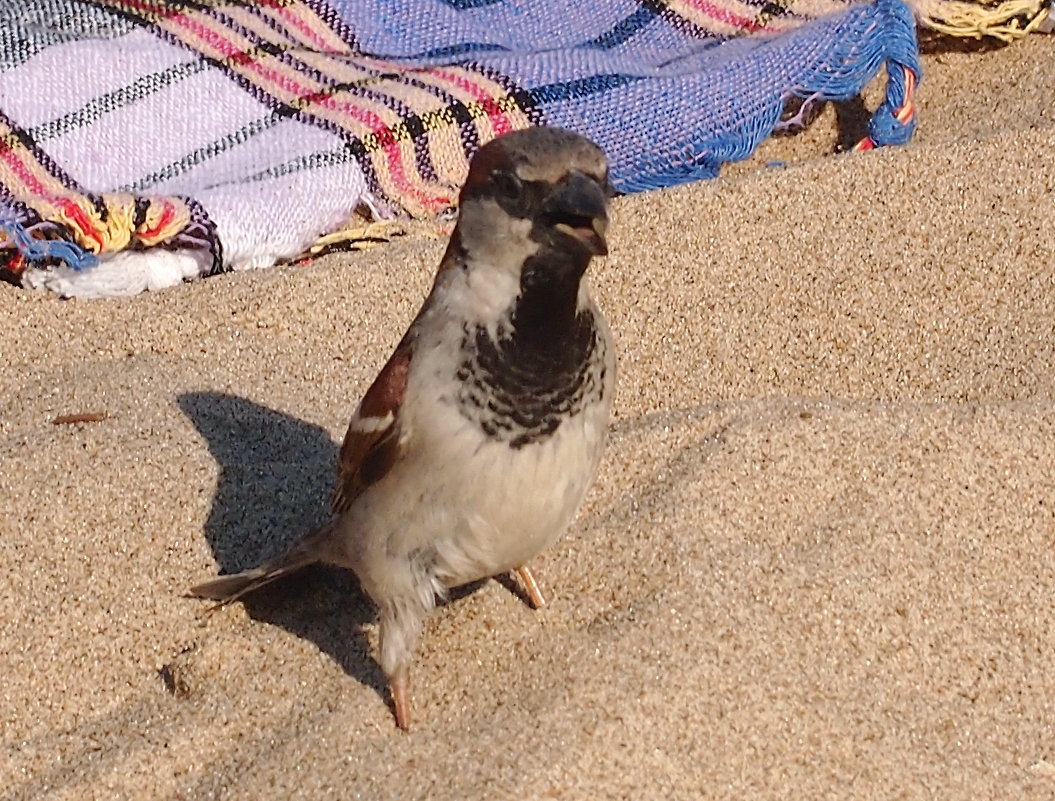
[0,0,919,297]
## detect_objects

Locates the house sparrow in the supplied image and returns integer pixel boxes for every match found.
[190,126,617,731]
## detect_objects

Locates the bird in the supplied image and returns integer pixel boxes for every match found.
[189,126,617,731]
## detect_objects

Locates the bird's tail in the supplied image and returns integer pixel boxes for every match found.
[188,535,324,606]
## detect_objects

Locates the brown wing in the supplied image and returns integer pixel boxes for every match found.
[332,344,413,515]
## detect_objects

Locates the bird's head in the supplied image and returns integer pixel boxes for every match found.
[451,127,611,272]
[440,127,612,333]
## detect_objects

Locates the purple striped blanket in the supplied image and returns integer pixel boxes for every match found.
[0,0,919,297]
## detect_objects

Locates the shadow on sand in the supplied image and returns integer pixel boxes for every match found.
[177,391,387,701]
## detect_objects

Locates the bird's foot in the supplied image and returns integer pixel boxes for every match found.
[390,670,411,732]
[514,565,547,609]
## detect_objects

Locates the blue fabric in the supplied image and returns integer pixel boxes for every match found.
[333,0,920,193]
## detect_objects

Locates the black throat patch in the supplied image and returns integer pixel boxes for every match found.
[456,311,606,448]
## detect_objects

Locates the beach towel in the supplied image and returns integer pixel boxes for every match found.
[0,0,921,297]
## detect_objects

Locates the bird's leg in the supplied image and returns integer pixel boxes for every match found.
[377,594,430,731]
[514,565,547,609]
[389,668,411,731]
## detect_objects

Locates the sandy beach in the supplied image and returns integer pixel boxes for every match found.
[2,31,1054,800]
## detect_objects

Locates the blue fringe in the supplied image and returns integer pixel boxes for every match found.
[1,221,99,271]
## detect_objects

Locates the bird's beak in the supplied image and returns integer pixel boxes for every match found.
[543,171,610,256]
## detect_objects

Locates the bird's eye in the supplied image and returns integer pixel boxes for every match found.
[494,170,522,199]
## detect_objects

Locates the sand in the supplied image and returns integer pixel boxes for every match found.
[3,32,1055,801]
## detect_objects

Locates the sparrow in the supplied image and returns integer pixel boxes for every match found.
[190,126,617,731]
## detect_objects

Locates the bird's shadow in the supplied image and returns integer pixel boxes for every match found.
[177,391,387,701]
